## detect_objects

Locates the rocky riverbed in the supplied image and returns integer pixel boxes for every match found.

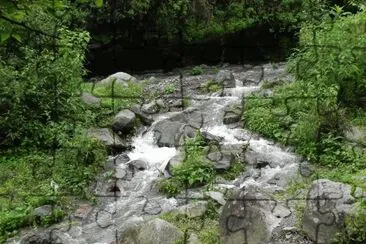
[7,63,363,244]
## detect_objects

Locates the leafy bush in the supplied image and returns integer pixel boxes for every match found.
[159,131,215,195]
[335,202,366,243]
[201,80,222,93]
[0,131,106,241]
[164,84,176,94]
[190,66,204,75]
[287,9,366,106]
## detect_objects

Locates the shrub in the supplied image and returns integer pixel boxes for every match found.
[190,66,204,75]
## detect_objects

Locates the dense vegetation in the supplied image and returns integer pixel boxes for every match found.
[244,5,366,242]
[1,0,365,242]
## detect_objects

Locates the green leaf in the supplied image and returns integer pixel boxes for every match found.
[0,32,11,43]
[95,0,103,8]
[12,34,22,42]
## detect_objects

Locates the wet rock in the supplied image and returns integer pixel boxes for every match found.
[74,203,93,220]
[34,205,53,219]
[216,70,236,88]
[244,142,300,168]
[81,92,101,107]
[154,121,185,147]
[223,112,241,124]
[223,103,242,124]
[141,101,159,114]
[166,154,184,175]
[129,159,148,171]
[201,131,223,144]
[130,105,154,125]
[266,163,299,188]
[173,201,208,218]
[299,162,313,177]
[87,128,125,151]
[20,229,70,244]
[156,99,166,109]
[206,149,235,170]
[115,164,128,179]
[100,72,137,87]
[120,218,183,244]
[206,191,226,206]
[219,186,274,244]
[302,179,357,244]
[112,109,136,133]
[169,108,203,129]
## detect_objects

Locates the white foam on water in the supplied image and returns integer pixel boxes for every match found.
[127,131,176,168]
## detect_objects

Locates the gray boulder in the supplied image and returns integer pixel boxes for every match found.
[19,228,77,244]
[216,70,236,88]
[120,218,183,244]
[302,179,357,243]
[112,109,136,133]
[34,205,54,219]
[223,112,241,124]
[205,145,236,170]
[100,72,137,87]
[219,186,274,244]
[206,191,226,206]
[81,92,101,107]
[201,131,223,144]
[170,201,208,218]
[130,105,154,125]
[87,128,125,150]
[129,159,148,171]
[166,153,184,175]
[154,121,185,147]
[141,101,159,114]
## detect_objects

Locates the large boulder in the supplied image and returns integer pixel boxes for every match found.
[112,109,136,133]
[141,101,159,114]
[100,72,137,87]
[154,120,186,147]
[223,103,242,124]
[205,145,236,170]
[130,105,154,126]
[169,201,208,218]
[81,92,101,107]
[120,218,183,244]
[302,179,357,244]
[19,229,74,244]
[166,153,184,175]
[216,70,236,88]
[219,186,283,244]
[244,140,300,168]
[87,128,125,151]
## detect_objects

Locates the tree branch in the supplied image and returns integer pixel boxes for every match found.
[0,14,59,39]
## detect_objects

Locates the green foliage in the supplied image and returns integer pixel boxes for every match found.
[164,84,176,94]
[159,131,245,196]
[221,161,245,181]
[335,202,366,243]
[190,65,204,75]
[161,200,220,244]
[243,12,366,230]
[159,132,215,195]
[201,80,222,93]
[0,132,107,241]
[287,10,366,106]
[81,79,144,110]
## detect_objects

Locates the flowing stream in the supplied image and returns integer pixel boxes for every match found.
[10,63,304,244]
